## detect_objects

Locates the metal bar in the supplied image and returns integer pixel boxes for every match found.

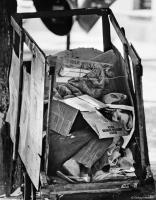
[121,27,135,97]
[11,16,22,36]
[102,11,112,52]
[66,34,70,50]
[49,188,132,195]
[121,29,144,179]
[12,8,110,20]
[109,11,127,44]
[109,11,140,66]
[45,56,57,174]
[44,179,138,196]
[23,29,46,63]
[11,16,46,62]
[131,45,150,169]
[132,63,146,173]
[131,44,141,65]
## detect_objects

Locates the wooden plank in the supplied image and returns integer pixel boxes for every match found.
[27,54,45,188]
[18,67,30,160]
[7,17,24,160]
[19,53,46,189]
[29,52,45,155]
[6,50,20,143]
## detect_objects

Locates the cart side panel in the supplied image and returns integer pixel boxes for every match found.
[6,49,20,144]
[18,46,46,189]
[29,52,45,155]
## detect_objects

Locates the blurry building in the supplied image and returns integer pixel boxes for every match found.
[111,0,156,59]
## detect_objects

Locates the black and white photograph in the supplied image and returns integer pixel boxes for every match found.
[0,0,156,199]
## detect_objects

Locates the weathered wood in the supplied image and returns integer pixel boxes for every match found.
[18,53,46,189]
[5,49,20,144]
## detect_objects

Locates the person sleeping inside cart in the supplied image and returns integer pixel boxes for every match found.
[47,46,135,182]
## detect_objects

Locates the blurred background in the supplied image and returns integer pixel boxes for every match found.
[17,0,156,58]
[17,0,156,175]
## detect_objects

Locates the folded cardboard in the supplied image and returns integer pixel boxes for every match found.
[50,95,127,138]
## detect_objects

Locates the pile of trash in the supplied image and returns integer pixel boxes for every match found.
[47,46,136,183]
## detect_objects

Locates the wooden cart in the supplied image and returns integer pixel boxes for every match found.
[7,8,154,200]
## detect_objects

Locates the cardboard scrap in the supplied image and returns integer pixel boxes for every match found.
[50,95,127,139]
[58,56,112,71]
[82,111,125,139]
[78,95,107,110]
[55,55,112,85]
[62,96,96,112]
[49,100,79,136]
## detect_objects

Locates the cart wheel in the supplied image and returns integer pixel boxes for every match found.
[23,172,36,200]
